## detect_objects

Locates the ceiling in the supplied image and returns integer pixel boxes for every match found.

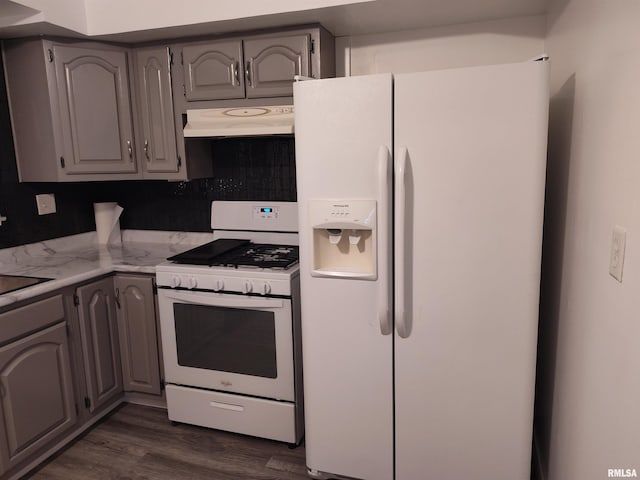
[0,0,549,43]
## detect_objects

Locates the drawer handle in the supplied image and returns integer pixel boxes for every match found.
[209,401,244,412]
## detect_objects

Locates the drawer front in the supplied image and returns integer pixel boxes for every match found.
[165,384,296,443]
[0,295,65,345]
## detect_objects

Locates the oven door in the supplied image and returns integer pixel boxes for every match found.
[157,288,294,402]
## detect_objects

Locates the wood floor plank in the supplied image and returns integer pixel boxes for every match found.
[26,403,309,480]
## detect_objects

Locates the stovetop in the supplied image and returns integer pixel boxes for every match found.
[167,239,299,270]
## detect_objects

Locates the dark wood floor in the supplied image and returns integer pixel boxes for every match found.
[26,403,310,480]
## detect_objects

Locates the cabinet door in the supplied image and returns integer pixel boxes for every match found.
[244,34,310,98]
[135,47,179,174]
[53,45,137,175]
[0,322,76,474]
[183,40,244,101]
[76,278,123,412]
[114,275,161,395]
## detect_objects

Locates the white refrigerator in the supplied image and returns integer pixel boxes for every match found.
[293,58,549,480]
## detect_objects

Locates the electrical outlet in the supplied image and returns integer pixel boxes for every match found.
[35,193,56,215]
[609,225,626,282]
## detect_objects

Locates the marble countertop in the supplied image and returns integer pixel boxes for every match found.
[0,230,214,309]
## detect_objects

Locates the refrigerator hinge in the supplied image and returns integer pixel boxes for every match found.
[73,294,79,306]
[310,39,315,54]
[84,397,91,409]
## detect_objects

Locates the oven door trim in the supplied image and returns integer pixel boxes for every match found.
[158,288,295,402]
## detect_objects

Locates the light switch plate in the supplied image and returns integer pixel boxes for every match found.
[36,193,56,215]
[609,225,626,282]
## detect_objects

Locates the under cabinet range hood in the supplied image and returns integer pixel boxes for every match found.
[183,105,294,138]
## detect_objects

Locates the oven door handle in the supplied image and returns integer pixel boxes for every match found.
[160,290,285,309]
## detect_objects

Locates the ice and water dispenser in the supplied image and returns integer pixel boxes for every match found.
[309,200,377,279]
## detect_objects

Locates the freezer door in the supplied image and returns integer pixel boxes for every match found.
[294,74,394,480]
[394,60,549,480]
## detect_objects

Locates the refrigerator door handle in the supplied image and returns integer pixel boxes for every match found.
[378,145,392,335]
[395,146,410,338]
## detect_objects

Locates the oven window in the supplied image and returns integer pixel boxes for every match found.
[173,304,277,378]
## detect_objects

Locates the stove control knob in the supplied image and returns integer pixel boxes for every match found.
[187,277,197,289]
[171,276,181,288]
[262,282,272,295]
[243,281,253,294]
[214,279,224,291]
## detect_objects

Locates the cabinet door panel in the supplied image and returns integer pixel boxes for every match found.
[0,322,76,474]
[183,40,244,101]
[244,34,310,98]
[114,276,161,395]
[54,45,137,175]
[76,278,123,412]
[136,48,179,174]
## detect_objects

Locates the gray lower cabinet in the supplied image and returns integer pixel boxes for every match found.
[114,275,162,395]
[76,278,124,413]
[0,295,76,476]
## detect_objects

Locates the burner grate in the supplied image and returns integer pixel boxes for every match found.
[212,244,299,269]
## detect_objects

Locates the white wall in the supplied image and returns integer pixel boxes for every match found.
[7,0,87,32]
[82,0,370,35]
[336,15,546,76]
[538,1,640,479]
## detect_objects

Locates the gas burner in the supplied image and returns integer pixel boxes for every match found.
[168,240,299,270]
[211,244,299,269]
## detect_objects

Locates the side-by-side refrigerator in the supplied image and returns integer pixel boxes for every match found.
[293,58,549,480]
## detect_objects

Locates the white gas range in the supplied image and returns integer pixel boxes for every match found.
[155,201,303,445]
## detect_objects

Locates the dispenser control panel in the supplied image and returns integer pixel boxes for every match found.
[310,200,376,229]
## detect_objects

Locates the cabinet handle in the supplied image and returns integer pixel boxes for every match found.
[231,61,240,86]
[144,140,150,160]
[115,288,121,309]
[127,140,133,160]
[245,60,252,87]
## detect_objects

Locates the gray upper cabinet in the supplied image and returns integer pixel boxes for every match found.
[179,27,335,103]
[76,278,123,413]
[53,45,137,175]
[244,34,310,98]
[133,47,180,175]
[0,296,76,475]
[183,40,244,101]
[114,275,161,396]
[2,39,142,182]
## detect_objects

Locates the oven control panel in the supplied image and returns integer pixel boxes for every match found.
[253,206,279,220]
[156,267,294,297]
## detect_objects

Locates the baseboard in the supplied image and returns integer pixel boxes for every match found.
[532,430,546,480]
[124,391,167,409]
